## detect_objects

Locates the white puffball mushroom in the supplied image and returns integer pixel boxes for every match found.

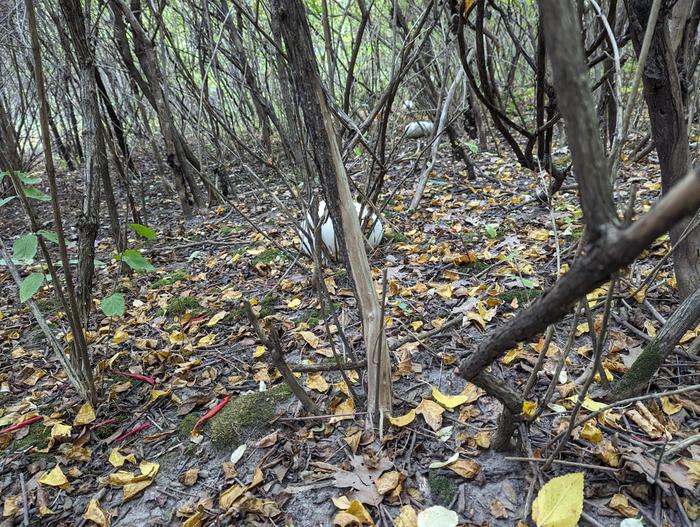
[298,200,384,259]
[404,120,434,139]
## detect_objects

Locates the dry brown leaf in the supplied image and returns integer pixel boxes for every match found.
[447,458,480,479]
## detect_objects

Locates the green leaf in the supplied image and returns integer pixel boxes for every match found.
[17,172,41,185]
[38,230,59,243]
[13,234,38,263]
[520,277,537,289]
[23,187,51,201]
[121,249,155,272]
[128,223,157,239]
[0,196,15,208]
[485,225,498,238]
[101,293,125,317]
[19,273,44,302]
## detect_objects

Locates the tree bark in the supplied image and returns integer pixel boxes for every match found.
[609,285,700,400]
[625,0,700,299]
[271,0,392,420]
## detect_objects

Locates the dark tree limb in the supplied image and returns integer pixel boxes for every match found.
[244,302,319,415]
[609,285,700,400]
[539,0,618,238]
[459,166,700,384]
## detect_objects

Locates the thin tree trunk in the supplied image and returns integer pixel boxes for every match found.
[271,0,392,421]
[625,0,700,299]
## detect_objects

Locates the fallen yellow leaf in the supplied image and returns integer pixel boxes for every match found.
[393,505,418,527]
[448,458,480,479]
[206,310,228,327]
[305,372,329,393]
[83,499,109,527]
[74,402,96,426]
[580,422,603,444]
[415,399,445,431]
[432,386,468,409]
[50,423,72,441]
[388,409,416,428]
[39,465,69,488]
[531,472,584,527]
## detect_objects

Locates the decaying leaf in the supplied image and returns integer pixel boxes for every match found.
[393,505,418,527]
[447,458,480,479]
[333,455,393,506]
[83,498,110,527]
[415,399,444,430]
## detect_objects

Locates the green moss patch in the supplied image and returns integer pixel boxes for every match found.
[610,340,663,400]
[463,260,490,273]
[11,422,51,452]
[296,302,341,326]
[207,384,292,448]
[497,288,542,304]
[427,474,457,505]
[177,412,200,439]
[166,296,201,315]
[259,294,278,318]
[385,230,408,244]
[251,248,286,266]
[151,270,187,289]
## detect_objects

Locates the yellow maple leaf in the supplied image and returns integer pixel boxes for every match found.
[169,331,187,344]
[393,505,418,527]
[531,472,584,527]
[108,448,128,468]
[195,334,216,347]
[331,398,355,422]
[219,484,245,510]
[448,458,480,479]
[122,479,153,502]
[111,330,129,344]
[50,423,72,441]
[436,284,452,300]
[661,396,683,416]
[298,330,320,348]
[182,511,203,527]
[522,400,538,417]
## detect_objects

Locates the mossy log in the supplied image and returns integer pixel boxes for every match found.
[609,286,700,401]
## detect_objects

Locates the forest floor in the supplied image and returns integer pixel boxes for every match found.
[0,138,698,527]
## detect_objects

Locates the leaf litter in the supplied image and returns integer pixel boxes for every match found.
[0,140,698,526]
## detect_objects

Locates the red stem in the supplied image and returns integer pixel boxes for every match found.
[192,396,230,434]
[0,415,44,435]
[113,422,150,443]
